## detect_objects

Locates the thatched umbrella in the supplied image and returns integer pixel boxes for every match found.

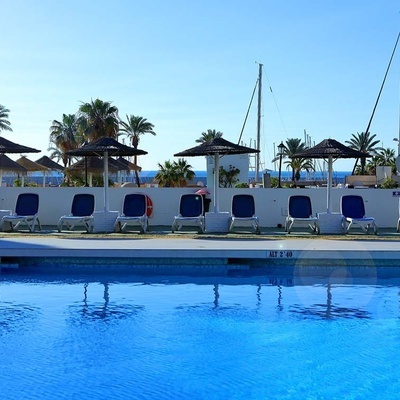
[115,156,142,172]
[174,137,259,213]
[0,137,40,154]
[35,155,64,171]
[292,138,370,213]
[16,156,50,187]
[114,157,142,185]
[66,156,122,187]
[0,154,27,186]
[67,137,147,212]
[67,157,121,173]
[35,156,64,187]
[0,137,40,186]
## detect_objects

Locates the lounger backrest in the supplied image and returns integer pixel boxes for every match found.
[15,193,39,216]
[123,193,147,217]
[232,194,255,218]
[71,194,95,217]
[341,195,365,218]
[288,195,312,218]
[179,194,203,217]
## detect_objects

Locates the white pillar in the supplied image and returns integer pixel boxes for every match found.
[104,151,109,212]
[327,156,333,213]
[213,154,220,213]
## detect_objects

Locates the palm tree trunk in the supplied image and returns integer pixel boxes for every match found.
[134,154,140,186]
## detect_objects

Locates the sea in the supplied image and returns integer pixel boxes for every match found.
[7,170,352,187]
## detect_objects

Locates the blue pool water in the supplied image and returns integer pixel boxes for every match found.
[1,270,400,400]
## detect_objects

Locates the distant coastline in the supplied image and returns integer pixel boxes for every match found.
[136,170,352,185]
[10,169,353,186]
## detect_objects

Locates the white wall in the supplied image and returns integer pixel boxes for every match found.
[207,154,250,187]
[0,186,397,228]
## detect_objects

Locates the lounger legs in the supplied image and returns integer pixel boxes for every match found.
[114,218,148,234]
[344,220,378,235]
[6,217,41,233]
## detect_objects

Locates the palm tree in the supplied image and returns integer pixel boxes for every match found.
[154,160,179,187]
[285,157,315,181]
[283,138,306,180]
[196,129,223,143]
[374,147,397,175]
[119,115,156,186]
[154,159,195,187]
[79,99,119,141]
[0,104,13,132]
[174,158,195,186]
[49,114,81,167]
[47,145,64,165]
[345,132,381,175]
[374,147,396,166]
[365,158,377,175]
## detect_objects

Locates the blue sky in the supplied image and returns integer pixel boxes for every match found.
[1,0,400,172]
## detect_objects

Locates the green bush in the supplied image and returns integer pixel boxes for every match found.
[219,165,240,188]
[235,182,249,188]
[380,177,398,189]
[270,177,278,188]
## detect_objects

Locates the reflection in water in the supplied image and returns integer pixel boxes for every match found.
[2,276,400,400]
[290,284,371,320]
[0,302,40,333]
[213,284,219,308]
[69,282,143,324]
[256,284,261,306]
[276,285,283,313]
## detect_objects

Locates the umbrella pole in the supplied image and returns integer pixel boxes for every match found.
[327,156,333,213]
[104,151,109,212]
[213,154,220,213]
[85,157,88,187]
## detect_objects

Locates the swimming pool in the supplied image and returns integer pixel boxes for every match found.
[1,268,400,399]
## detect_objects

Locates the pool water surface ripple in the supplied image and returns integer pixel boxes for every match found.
[1,271,400,399]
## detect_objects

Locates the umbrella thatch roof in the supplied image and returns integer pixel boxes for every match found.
[0,137,40,154]
[67,137,148,157]
[115,157,142,172]
[292,138,370,159]
[16,156,49,172]
[35,155,64,171]
[66,157,121,173]
[174,137,260,157]
[0,154,27,172]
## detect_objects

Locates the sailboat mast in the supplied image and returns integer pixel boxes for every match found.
[256,63,262,182]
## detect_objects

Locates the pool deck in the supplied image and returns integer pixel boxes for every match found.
[0,227,400,264]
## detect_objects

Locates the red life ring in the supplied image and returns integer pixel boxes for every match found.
[146,195,153,217]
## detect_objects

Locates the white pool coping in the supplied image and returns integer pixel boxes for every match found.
[0,237,399,262]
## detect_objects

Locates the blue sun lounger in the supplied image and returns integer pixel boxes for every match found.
[114,193,149,233]
[285,195,319,234]
[341,194,377,234]
[58,193,95,232]
[228,194,260,234]
[172,193,205,233]
[2,193,41,232]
